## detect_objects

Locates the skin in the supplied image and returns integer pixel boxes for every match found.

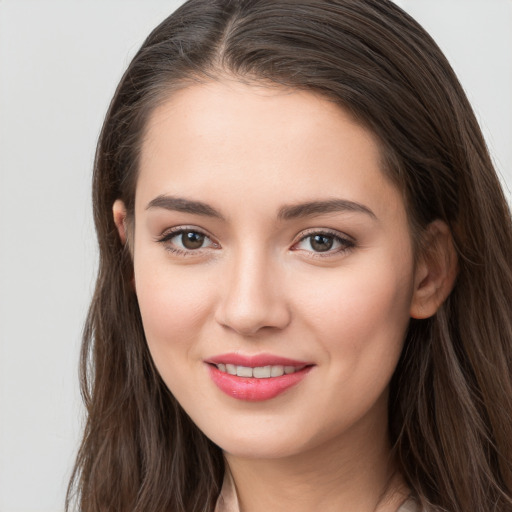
[114,80,456,512]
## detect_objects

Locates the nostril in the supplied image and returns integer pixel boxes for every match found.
[214,263,292,335]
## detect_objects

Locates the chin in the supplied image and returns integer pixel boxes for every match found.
[196,417,322,461]
[216,435,307,460]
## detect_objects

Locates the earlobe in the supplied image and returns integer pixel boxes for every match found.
[410,220,458,319]
[113,199,128,245]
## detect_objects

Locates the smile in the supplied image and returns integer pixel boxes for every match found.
[206,353,314,401]
[215,364,305,378]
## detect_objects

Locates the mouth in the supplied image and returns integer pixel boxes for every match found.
[205,353,314,401]
[213,363,306,378]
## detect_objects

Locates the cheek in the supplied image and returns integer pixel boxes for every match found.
[133,262,218,404]
[297,253,415,372]
[134,260,213,358]
[290,259,415,437]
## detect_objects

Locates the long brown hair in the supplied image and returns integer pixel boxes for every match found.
[67,1,512,511]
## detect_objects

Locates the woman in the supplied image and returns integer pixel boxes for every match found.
[67,1,512,511]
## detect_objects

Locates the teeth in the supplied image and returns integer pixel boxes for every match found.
[270,365,284,377]
[253,366,271,378]
[236,366,253,378]
[216,364,300,378]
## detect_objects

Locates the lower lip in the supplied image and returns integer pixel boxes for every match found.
[207,365,312,401]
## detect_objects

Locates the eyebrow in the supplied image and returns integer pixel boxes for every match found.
[146,195,226,220]
[277,199,376,220]
[146,195,376,221]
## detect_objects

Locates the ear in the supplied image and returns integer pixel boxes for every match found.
[113,199,128,245]
[410,220,458,319]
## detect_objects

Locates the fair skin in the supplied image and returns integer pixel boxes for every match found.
[114,80,456,512]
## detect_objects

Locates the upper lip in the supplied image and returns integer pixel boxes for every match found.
[205,353,312,367]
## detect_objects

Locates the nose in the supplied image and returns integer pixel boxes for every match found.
[215,248,291,336]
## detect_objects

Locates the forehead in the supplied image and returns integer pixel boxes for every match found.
[136,80,404,223]
[141,79,379,167]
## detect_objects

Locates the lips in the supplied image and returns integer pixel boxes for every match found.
[205,353,313,401]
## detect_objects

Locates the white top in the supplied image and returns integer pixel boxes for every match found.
[214,469,420,512]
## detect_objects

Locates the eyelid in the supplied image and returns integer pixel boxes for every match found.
[155,225,354,257]
[295,227,355,242]
[156,225,220,254]
[291,228,355,256]
[157,225,210,241]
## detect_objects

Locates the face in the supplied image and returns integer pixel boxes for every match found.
[126,80,420,460]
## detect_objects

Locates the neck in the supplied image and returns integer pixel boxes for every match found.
[224,406,409,512]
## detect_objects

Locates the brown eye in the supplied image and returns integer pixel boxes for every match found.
[158,228,216,254]
[181,231,205,249]
[294,231,354,255]
[310,234,334,252]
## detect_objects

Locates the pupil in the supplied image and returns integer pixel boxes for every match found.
[311,235,333,252]
[182,231,205,249]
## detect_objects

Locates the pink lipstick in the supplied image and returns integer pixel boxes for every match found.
[205,353,313,401]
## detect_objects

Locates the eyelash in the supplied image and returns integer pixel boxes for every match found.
[291,229,355,258]
[156,227,355,257]
[156,226,218,256]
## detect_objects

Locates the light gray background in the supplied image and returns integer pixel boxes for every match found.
[0,1,510,511]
